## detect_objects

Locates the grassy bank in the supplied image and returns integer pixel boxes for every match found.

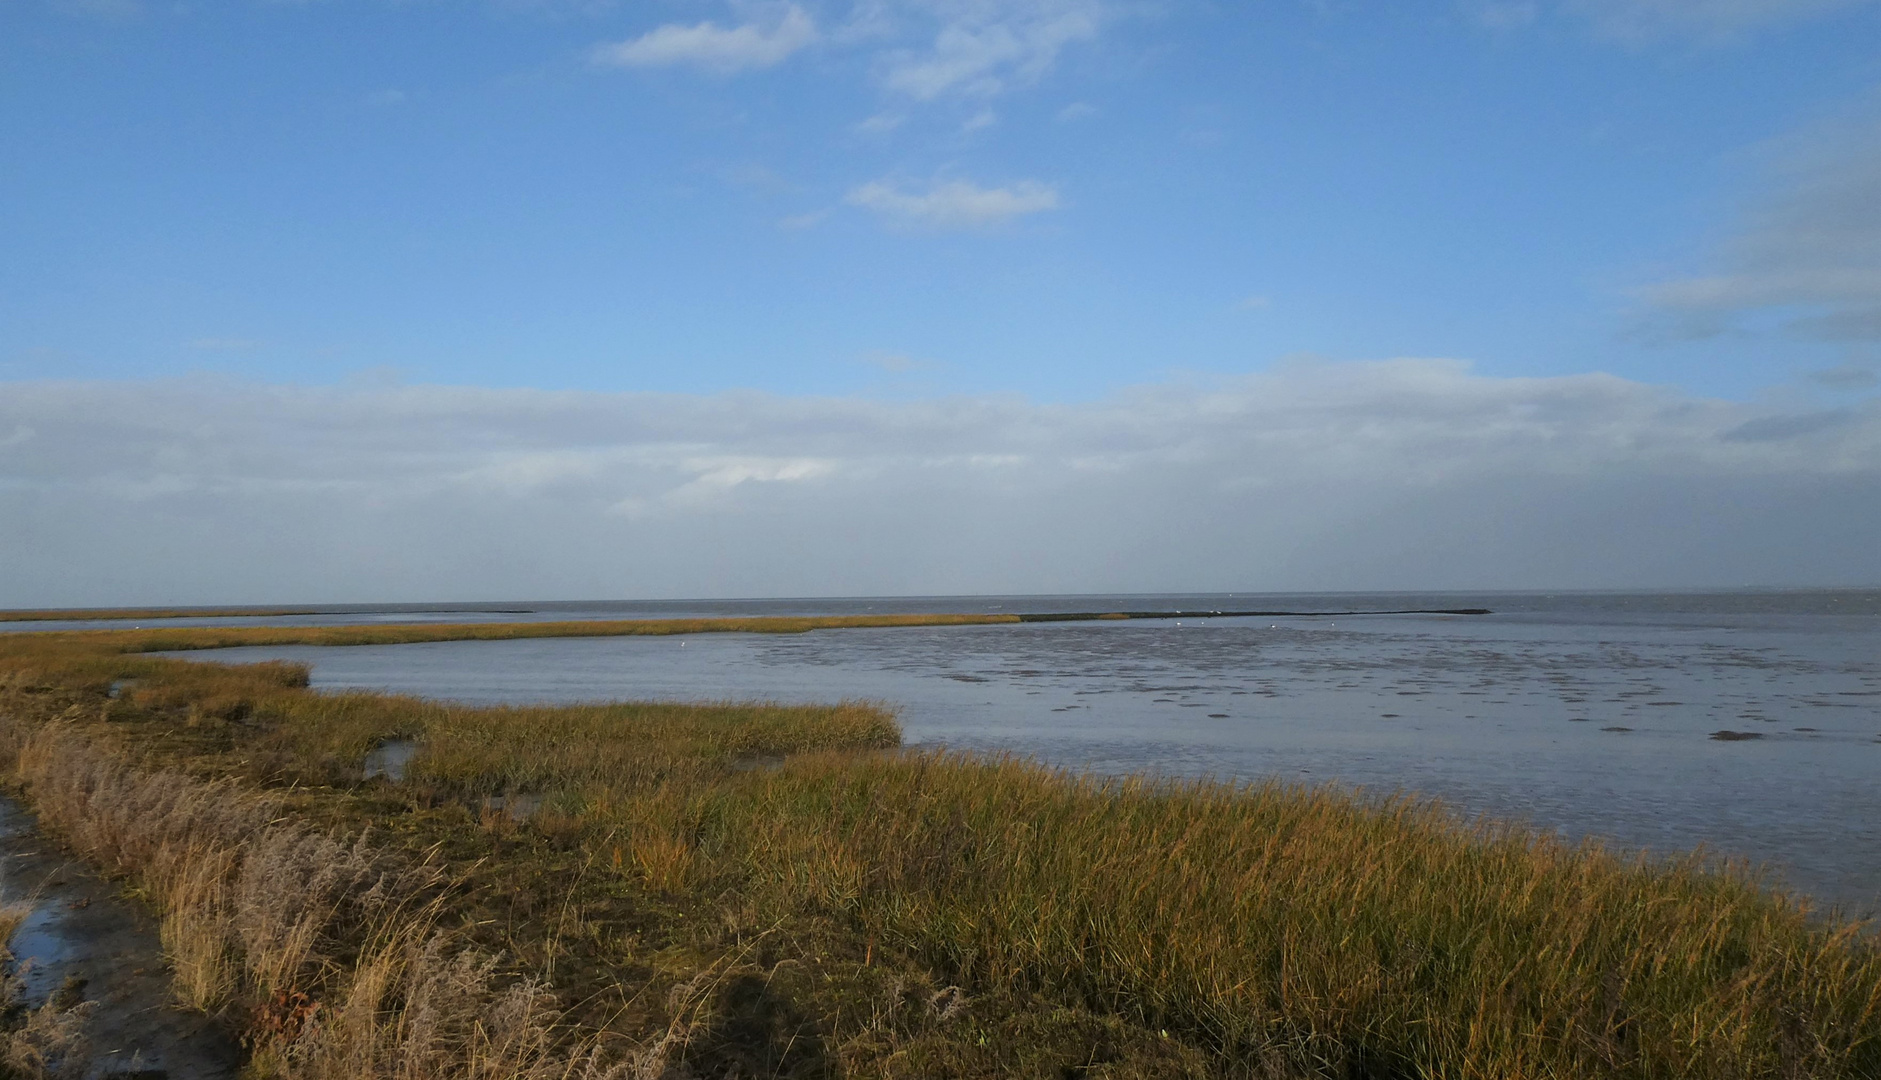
[0,625,1876,1077]
[22,611,1023,655]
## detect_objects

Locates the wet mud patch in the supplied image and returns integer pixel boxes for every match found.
[362,737,419,782]
[0,798,241,1079]
[730,753,787,773]
[478,792,544,821]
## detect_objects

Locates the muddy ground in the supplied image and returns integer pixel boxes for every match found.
[1,797,243,1079]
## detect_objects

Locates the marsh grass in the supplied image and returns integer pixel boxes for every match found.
[0,624,1878,1077]
[724,754,1881,1075]
[79,612,1023,655]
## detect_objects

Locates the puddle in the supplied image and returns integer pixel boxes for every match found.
[730,754,787,773]
[362,738,419,782]
[479,793,543,821]
[0,797,243,1078]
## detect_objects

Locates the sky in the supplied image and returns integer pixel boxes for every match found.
[3,0,1879,604]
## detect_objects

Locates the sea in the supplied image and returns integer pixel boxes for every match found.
[14,590,1879,917]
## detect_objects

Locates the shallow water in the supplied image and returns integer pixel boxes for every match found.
[362,738,419,782]
[157,591,1881,916]
[0,798,243,1078]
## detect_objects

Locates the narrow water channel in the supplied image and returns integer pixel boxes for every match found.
[0,797,242,1079]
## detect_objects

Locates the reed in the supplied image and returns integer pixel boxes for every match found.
[0,719,593,1079]
[0,624,1877,1077]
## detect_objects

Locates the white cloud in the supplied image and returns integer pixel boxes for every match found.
[188,337,264,351]
[1474,2,1541,29]
[860,350,940,372]
[594,4,817,73]
[1639,103,1881,340]
[777,209,830,230]
[871,0,1111,99]
[592,1,1118,101]
[1,362,1877,604]
[1564,0,1874,41]
[855,112,906,134]
[845,177,1059,228]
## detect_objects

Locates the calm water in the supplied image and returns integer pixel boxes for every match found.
[127,591,1881,916]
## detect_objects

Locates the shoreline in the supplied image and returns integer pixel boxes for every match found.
[3,607,1492,655]
[0,605,1492,634]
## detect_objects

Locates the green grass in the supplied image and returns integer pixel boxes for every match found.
[0,623,1877,1077]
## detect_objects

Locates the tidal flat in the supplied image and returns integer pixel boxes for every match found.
[166,593,1881,917]
[0,598,1876,1077]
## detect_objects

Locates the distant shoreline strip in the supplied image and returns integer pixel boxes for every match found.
[1014,608,1491,620]
[2,605,1492,627]
[8,608,1492,655]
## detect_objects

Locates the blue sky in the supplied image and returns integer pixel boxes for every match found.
[3,0,1879,603]
[7,0,1878,400]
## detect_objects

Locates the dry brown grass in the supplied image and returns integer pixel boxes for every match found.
[258,932,574,1080]
[0,895,30,962]
[0,998,93,1080]
[0,719,591,1079]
